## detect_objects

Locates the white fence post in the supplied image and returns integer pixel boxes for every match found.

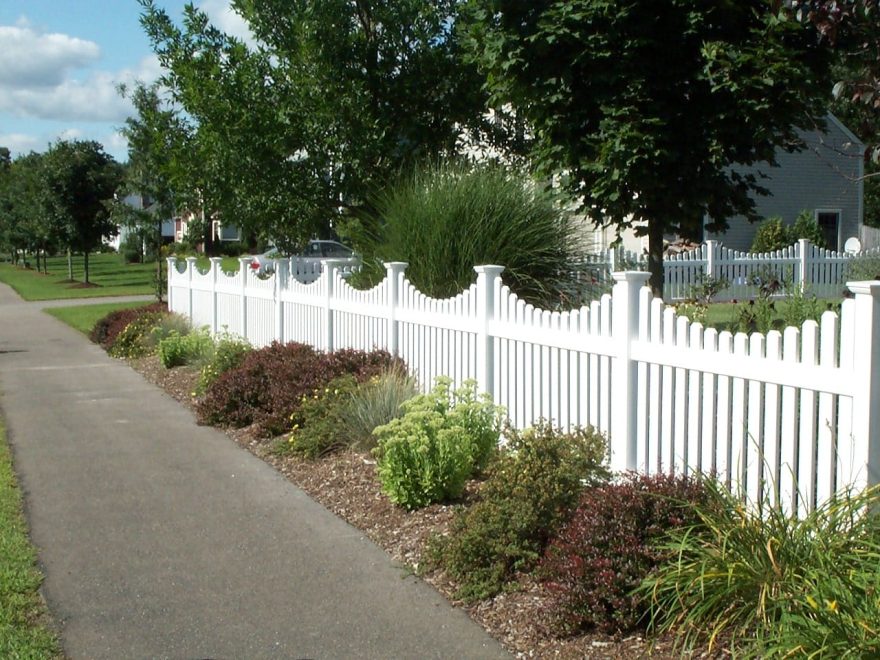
[322,260,344,351]
[705,240,717,280]
[474,265,505,398]
[610,271,651,472]
[185,256,197,321]
[274,259,287,343]
[384,262,408,356]
[799,238,812,291]
[238,257,251,339]
[846,280,880,491]
[166,257,176,310]
[209,257,222,334]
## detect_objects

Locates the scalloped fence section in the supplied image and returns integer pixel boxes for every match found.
[168,256,880,514]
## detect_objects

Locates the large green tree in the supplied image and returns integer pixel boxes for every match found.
[138,0,495,252]
[42,140,123,284]
[466,0,833,295]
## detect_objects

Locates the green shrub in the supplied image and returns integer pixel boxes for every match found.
[845,255,880,283]
[157,329,214,368]
[195,333,252,394]
[751,217,791,253]
[789,209,827,249]
[108,311,167,358]
[780,286,825,328]
[281,374,361,458]
[430,421,608,601]
[345,161,588,308]
[337,365,419,451]
[542,473,710,635]
[372,377,504,510]
[640,480,880,656]
[673,302,708,325]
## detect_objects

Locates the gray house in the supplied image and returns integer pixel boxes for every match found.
[704,114,864,252]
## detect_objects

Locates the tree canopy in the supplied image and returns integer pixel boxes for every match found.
[137,0,495,252]
[465,0,834,294]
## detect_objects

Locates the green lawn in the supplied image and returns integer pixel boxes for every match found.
[46,301,155,335]
[0,253,156,300]
[695,299,841,333]
[0,421,60,658]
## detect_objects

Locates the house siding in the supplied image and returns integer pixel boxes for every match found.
[705,115,864,252]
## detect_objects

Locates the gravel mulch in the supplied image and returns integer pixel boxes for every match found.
[128,354,711,659]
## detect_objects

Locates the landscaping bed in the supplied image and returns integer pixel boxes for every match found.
[129,352,686,659]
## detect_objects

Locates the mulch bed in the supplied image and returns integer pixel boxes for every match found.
[128,354,715,659]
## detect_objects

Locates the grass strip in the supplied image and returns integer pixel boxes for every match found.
[0,254,155,301]
[0,420,60,658]
[45,301,154,335]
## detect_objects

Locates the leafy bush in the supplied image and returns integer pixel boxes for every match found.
[281,374,361,458]
[845,255,880,283]
[107,311,168,359]
[345,161,588,308]
[337,365,419,451]
[751,211,828,254]
[157,328,214,368]
[372,378,504,510]
[781,286,825,328]
[541,473,710,635]
[196,342,401,436]
[750,217,791,253]
[641,481,880,656]
[789,209,827,249]
[195,333,252,394]
[89,302,167,348]
[430,421,608,601]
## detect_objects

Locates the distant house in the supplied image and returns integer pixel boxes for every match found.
[106,193,175,251]
[589,114,868,253]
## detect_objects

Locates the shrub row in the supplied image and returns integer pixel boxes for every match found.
[195,342,404,437]
[89,302,168,349]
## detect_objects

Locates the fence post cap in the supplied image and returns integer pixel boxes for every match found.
[473,265,505,275]
[185,256,198,262]
[208,256,223,263]
[611,271,651,285]
[238,256,253,264]
[383,261,409,271]
[847,280,880,296]
[166,256,177,264]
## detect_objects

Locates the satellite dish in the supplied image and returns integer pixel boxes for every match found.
[844,237,861,254]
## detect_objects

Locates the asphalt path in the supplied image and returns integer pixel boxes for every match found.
[0,282,508,659]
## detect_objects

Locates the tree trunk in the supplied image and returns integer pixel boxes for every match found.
[67,248,73,281]
[647,220,665,298]
[84,251,90,284]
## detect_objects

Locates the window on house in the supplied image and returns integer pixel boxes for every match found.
[816,211,841,251]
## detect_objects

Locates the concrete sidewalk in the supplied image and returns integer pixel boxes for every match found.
[0,283,508,659]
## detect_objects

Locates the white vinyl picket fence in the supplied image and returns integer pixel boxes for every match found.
[582,239,880,301]
[168,256,880,514]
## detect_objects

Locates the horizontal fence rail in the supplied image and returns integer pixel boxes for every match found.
[168,256,880,514]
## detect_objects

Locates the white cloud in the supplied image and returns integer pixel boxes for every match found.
[0,132,40,154]
[0,22,100,87]
[198,0,257,47]
[58,127,83,141]
[0,50,162,123]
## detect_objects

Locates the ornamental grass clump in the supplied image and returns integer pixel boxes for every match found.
[372,377,504,510]
[430,421,608,602]
[337,365,419,451]
[347,161,587,308]
[640,480,880,657]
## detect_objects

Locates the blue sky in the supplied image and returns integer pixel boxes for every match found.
[0,0,251,162]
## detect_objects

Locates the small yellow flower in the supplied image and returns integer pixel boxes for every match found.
[806,595,819,610]
[825,599,838,613]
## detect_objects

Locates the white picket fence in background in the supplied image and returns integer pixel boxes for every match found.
[168,256,880,514]
[582,239,880,301]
